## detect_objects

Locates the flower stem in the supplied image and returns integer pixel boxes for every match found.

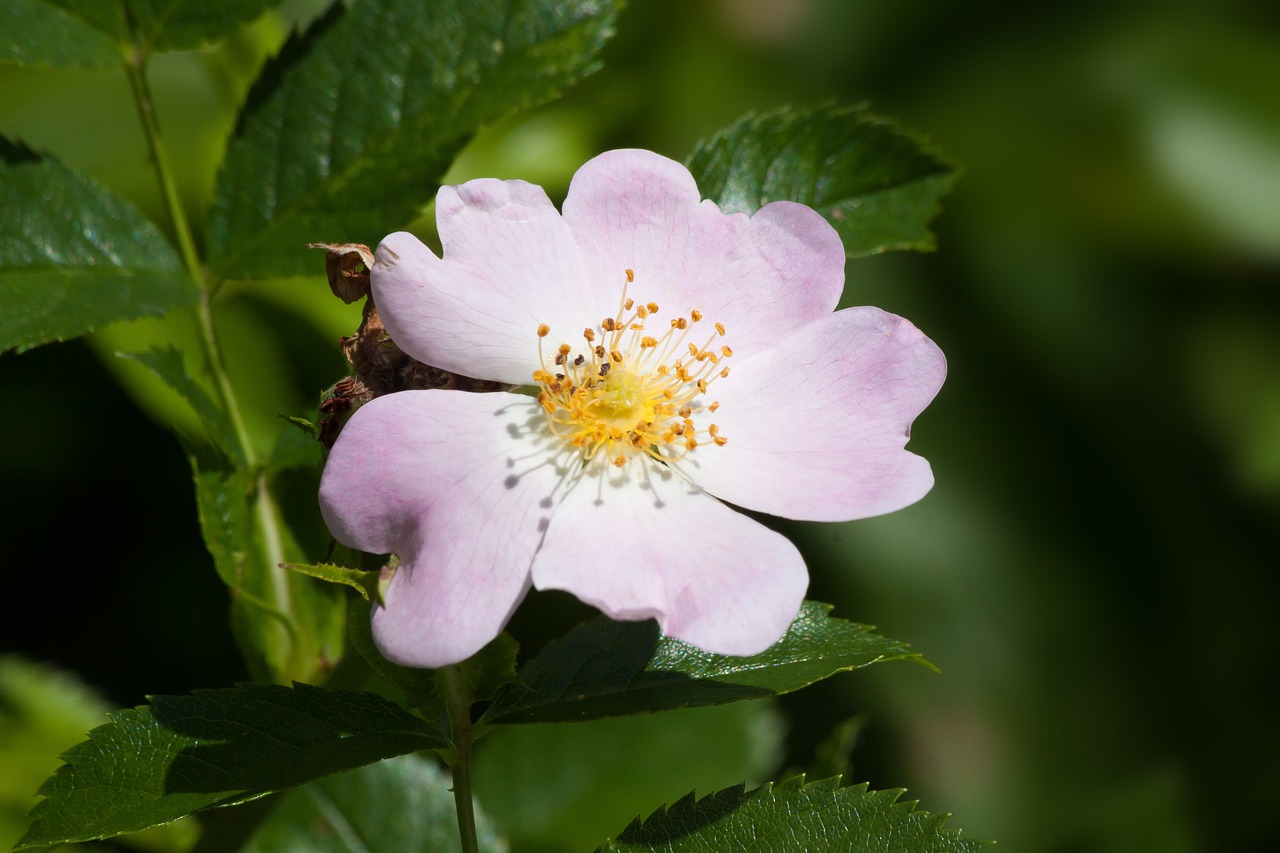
[122,20,297,678]
[442,666,480,853]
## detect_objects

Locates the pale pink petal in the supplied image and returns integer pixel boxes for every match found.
[319,389,559,668]
[371,181,604,386]
[561,149,846,358]
[531,459,808,656]
[683,307,946,522]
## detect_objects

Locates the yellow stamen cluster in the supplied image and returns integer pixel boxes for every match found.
[534,270,730,467]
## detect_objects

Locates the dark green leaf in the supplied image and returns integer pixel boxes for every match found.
[460,633,519,706]
[240,753,503,853]
[482,602,931,724]
[687,103,959,258]
[13,684,450,851]
[118,346,243,466]
[598,776,991,852]
[125,1,287,53]
[0,142,195,353]
[0,0,120,68]
[346,598,443,720]
[205,0,621,279]
[18,1,283,55]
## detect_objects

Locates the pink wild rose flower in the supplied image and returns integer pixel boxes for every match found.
[319,149,946,668]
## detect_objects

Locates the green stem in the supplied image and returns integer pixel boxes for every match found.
[122,20,296,676]
[442,666,480,853]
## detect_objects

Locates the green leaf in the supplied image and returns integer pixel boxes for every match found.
[205,0,621,280]
[0,658,200,853]
[482,602,931,724]
[240,753,503,853]
[475,701,784,852]
[0,0,120,68]
[13,683,449,852]
[283,561,381,603]
[7,1,285,58]
[190,453,345,685]
[346,598,444,720]
[0,140,196,353]
[460,632,520,706]
[123,1,287,53]
[119,346,243,466]
[687,103,959,258]
[598,776,991,852]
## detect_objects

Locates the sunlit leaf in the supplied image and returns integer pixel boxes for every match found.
[687,103,959,258]
[0,140,195,353]
[598,776,990,852]
[13,684,449,852]
[206,0,621,279]
[482,602,931,724]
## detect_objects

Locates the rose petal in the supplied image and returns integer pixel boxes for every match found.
[683,307,946,521]
[371,180,603,385]
[561,149,845,357]
[532,458,808,656]
[319,389,559,667]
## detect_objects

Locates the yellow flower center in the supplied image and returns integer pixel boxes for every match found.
[533,269,731,468]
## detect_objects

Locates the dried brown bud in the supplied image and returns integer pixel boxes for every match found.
[309,242,374,303]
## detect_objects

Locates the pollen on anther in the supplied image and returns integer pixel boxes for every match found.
[714,322,726,336]
[625,269,634,283]
[624,298,634,310]
[537,324,550,337]
[721,345,733,357]
[697,378,708,393]
[690,309,703,322]
[558,343,571,356]
[646,302,659,314]
[584,328,596,342]
[678,405,692,418]
[709,401,721,412]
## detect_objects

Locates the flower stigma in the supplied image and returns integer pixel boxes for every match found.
[534,270,731,469]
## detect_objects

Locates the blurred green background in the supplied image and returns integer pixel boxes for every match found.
[3,0,1278,850]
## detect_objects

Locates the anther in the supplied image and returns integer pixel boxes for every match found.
[714,322,726,336]
[690,310,703,322]
[625,269,634,283]
[537,324,550,337]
